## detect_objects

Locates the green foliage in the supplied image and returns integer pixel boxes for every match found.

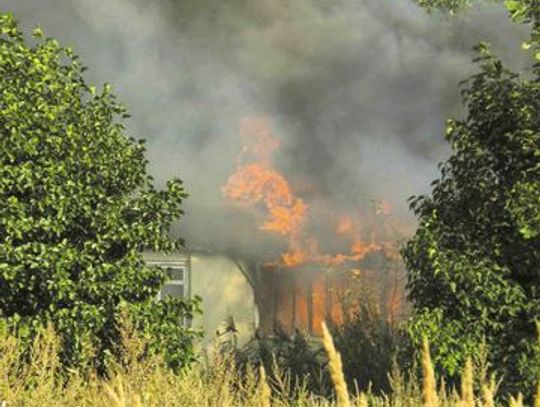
[226,302,406,399]
[414,0,475,14]
[407,0,540,399]
[331,303,407,395]
[414,0,536,22]
[402,41,539,397]
[231,329,331,398]
[0,11,201,371]
[414,0,540,60]
[504,0,540,61]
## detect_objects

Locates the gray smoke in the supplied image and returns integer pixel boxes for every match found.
[0,0,530,259]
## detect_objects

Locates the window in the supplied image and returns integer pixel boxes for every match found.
[146,261,190,300]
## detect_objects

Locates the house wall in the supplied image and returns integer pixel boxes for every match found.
[143,251,258,347]
[262,266,348,336]
[190,253,257,346]
[259,251,408,336]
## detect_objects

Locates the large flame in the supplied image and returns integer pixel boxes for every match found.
[222,117,309,266]
[225,164,307,236]
[223,116,391,268]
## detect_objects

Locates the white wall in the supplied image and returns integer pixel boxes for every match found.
[143,251,258,347]
[190,254,257,347]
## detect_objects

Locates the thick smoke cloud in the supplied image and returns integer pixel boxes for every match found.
[0,0,530,259]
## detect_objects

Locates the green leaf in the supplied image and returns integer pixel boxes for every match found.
[0,10,198,373]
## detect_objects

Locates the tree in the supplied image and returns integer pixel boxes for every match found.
[414,0,477,13]
[0,12,201,371]
[414,0,540,60]
[403,0,539,397]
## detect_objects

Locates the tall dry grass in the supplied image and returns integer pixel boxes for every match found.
[0,323,538,407]
[322,321,350,407]
[259,365,272,407]
[460,358,474,407]
[421,338,439,407]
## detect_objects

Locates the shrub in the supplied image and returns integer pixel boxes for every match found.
[229,327,332,399]
[331,302,408,395]
[0,11,201,371]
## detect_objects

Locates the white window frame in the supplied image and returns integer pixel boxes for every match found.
[147,261,191,301]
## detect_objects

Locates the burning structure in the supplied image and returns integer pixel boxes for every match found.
[239,251,405,337]
[222,117,392,269]
[144,246,405,344]
[222,117,410,336]
[8,0,528,347]
[146,117,409,344]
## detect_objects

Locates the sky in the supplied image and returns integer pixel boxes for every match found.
[0,0,531,260]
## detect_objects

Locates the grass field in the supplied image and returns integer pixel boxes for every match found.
[0,323,538,407]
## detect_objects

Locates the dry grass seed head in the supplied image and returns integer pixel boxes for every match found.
[509,393,523,407]
[421,338,439,407]
[356,392,368,407]
[321,322,350,407]
[536,323,540,407]
[460,358,474,407]
[481,376,496,407]
[260,365,272,407]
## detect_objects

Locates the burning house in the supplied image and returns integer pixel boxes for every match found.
[143,247,405,347]
[145,117,409,345]
[255,250,405,337]
[143,250,259,345]
[144,247,405,345]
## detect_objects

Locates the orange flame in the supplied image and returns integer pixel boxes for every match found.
[223,116,389,268]
[223,117,309,266]
[224,163,307,236]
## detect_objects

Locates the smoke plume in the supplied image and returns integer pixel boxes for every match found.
[0,0,530,261]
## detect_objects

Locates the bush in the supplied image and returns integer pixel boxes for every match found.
[402,44,540,398]
[221,299,407,400]
[228,327,332,399]
[331,302,408,395]
[0,11,201,371]
[404,0,540,400]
